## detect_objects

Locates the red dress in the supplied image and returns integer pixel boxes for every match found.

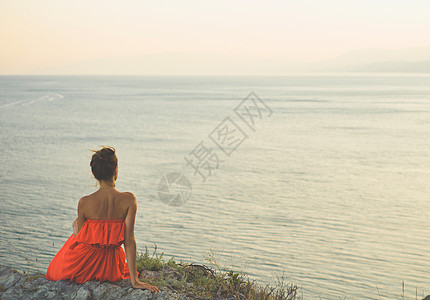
[46,219,138,283]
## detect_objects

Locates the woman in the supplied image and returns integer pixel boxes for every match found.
[46,146,160,293]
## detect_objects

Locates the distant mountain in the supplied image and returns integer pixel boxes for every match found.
[323,60,430,73]
[312,47,430,72]
[29,47,430,74]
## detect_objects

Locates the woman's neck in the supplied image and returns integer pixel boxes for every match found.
[99,180,116,189]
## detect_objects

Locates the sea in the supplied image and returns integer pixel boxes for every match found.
[0,74,429,299]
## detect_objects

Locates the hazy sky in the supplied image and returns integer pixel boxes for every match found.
[1,0,429,74]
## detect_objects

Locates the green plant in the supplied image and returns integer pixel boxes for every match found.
[136,244,180,273]
[227,269,242,286]
[136,245,301,299]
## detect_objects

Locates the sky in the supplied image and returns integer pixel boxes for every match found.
[1,0,429,74]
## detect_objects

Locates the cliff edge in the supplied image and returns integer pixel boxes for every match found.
[0,265,182,300]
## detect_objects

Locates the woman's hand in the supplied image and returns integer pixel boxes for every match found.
[72,219,79,237]
[132,279,160,293]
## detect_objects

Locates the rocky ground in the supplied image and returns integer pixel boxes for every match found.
[0,265,185,300]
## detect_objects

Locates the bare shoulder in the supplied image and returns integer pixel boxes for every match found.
[80,191,97,201]
[121,192,137,207]
[121,192,136,201]
[78,195,90,205]
[77,193,98,210]
[122,191,135,198]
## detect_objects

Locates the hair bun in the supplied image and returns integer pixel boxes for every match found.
[90,146,118,181]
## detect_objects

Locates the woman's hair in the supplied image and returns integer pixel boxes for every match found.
[90,146,118,181]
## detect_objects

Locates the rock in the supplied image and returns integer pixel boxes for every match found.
[141,266,182,282]
[162,267,182,281]
[0,265,181,300]
[74,287,91,300]
[0,266,23,289]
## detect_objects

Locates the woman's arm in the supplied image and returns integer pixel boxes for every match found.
[124,193,160,293]
[73,197,86,238]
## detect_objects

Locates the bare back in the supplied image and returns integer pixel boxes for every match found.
[80,189,134,220]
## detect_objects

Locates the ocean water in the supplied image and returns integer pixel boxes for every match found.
[0,74,429,299]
